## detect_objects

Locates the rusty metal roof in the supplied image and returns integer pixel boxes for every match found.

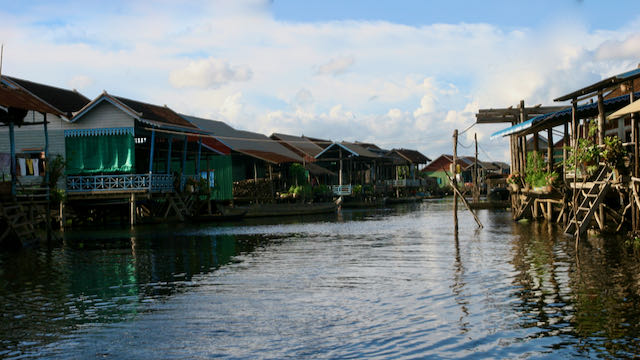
[113,96,197,129]
[388,149,431,164]
[0,84,64,117]
[3,76,90,116]
[185,115,303,164]
[271,133,324,157]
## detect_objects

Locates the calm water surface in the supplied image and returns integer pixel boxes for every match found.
[1,200,640,359]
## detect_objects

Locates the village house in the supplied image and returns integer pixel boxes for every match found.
[0,76,90,188]
[185,116,303,202]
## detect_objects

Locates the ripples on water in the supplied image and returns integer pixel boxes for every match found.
[1,201,640,359]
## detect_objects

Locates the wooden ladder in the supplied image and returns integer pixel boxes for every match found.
[564,167,613,237]
[0,202,39,245]
[163,193,192,221]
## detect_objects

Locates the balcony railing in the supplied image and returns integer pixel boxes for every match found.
[332,185,352,196]
[66,173,174,193]
[384,179,425,187]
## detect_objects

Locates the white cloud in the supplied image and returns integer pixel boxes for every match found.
[3,2,640,161]
[595,34,640,61]
[169,57,252,89]
[315,56,355,76]
[67,75,94,90]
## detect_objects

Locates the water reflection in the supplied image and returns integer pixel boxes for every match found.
[1,202,640,358]
[0,231,252,357]
[509,221,640,357]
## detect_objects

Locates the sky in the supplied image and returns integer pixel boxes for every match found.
[2,0,640,162]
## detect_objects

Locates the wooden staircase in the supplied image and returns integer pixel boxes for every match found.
[0,202,43,246]
[162,193,193,221]
[564,167,613,237]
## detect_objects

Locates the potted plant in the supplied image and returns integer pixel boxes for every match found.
[601,135,627,181]
[544,171,558,193]
[506,172,522,191]
[185,177,197,193]
[565,121,599,178]
[525,152,548,192]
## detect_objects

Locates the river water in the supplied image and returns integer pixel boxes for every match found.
[1,200,640,359]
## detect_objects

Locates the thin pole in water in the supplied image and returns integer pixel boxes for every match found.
[453,129,458,232]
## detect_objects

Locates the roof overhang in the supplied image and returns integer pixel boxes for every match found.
[554,68,640,102]
[607,98,640,121]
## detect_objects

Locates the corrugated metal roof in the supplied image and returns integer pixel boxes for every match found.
[185,115,303,164]
[0,84,64,117]
[491,91,640,139]
[114,96,197,129]
[271,133,324,157]
[389,149,431,164]
[340,142,380,158]
[303,135,332,149]
[3,76,90,116]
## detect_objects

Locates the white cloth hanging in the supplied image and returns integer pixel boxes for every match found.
[18,158,26,176]
[32,159,39,176]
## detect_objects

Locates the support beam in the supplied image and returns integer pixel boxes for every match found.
[9,121,15,195]
[547,127,554,172]
[597,90,605,145]
[196,138,202,175]
[149,129,156,174]
[167,136,173,174]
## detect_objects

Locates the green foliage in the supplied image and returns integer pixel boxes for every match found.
[288,184,312,199]
[525,152,548,188]
[45,155,67,190]
[601,136,627,171]
[353,184,363,194]
[197,177,210,194]
[564,121,599,175]
[312,184,331,195]
[290,163,308,186]
[50,188,66,203]
[624,237,640,253]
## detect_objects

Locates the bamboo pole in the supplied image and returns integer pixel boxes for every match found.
[453,129,458,232]
[443,168,483,228]
[474,133,479,203]
[572,99,579,247]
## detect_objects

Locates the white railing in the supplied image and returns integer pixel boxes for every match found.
[332,185,352,196]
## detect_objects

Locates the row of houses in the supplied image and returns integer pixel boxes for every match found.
[1,75,449,207]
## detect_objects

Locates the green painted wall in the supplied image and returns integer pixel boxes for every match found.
[423,171,449,188]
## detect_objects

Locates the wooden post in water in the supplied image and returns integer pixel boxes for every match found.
[571,99,579,247]
[630,82,638,231]
[473,133,479,203]
[130,193,135,227]
[597,90,606,227]
[453,129,458,232]
[519,100,528,172]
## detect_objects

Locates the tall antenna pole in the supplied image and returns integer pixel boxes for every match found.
[0,44,4,78]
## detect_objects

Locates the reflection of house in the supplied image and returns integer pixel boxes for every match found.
[0,76,90,186]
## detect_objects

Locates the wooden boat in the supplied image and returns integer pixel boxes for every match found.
[189,207,247,222]
[241,202,337,218]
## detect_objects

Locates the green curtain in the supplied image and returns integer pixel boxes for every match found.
[66,134,135,174]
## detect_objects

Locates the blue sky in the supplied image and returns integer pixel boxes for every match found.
[2,0,640,161]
